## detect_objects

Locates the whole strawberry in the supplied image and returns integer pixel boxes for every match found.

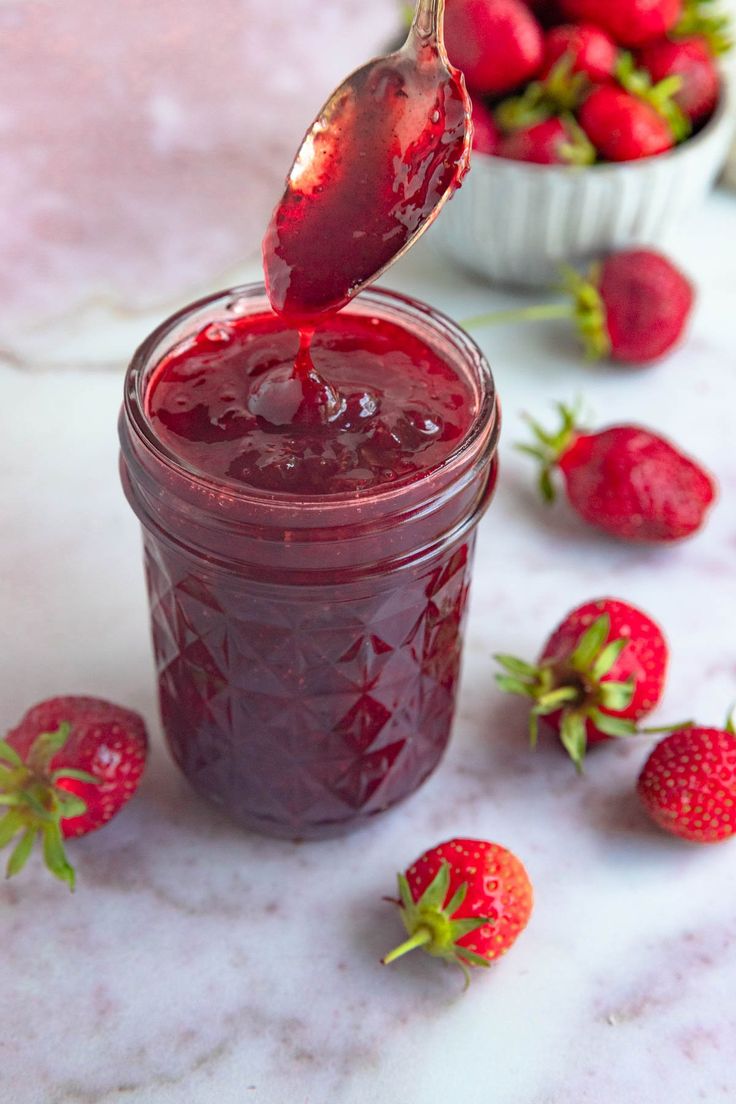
[470,94,501,155]
[521,403,716,542]
[497,115,595,164]
[382,839,533,983]
[557,249,694,363]
[497,598,668,766]
[467,248,694,364]
[578,84,676,160]
[638,36,720,123]
[444,0,544,95]
[1,696,148,888]
[559,0,682,47]
[540,23,619,82]
[638,721,736,843]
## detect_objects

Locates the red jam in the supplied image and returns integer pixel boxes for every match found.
[146,310,474,495]
[120,287,498,838]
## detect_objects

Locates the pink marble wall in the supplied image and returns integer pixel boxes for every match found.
[0,0,398,329]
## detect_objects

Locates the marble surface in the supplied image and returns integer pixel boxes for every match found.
[4,181,736,1104]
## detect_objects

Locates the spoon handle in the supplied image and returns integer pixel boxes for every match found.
[410,0,446,44]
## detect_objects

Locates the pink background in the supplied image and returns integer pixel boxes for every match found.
[1,0,398,329]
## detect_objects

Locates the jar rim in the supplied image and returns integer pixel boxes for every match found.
[123,282,498,510]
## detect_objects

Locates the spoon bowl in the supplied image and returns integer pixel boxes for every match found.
[262,0,472,326]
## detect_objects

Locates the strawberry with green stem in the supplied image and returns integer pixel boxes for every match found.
[382,838,533,985]
[464,248,695,365]
[0,696,148,889]
[496,598,670,768]
[519,401,716,542]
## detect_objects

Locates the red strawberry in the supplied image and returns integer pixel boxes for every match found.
[522,402,717,543]
[637,722,736,843]
[497,114,595,163]
[559,0,682,47]
[638,35,720,122]
[594,249,695,362]
[497,598,668,767]
[578,84,675,160]
[470,94,501,155]
[382,838,533,983]
[1,696,149,888]
[540,23,618,82]
[467,248,694,364]
[444,0,544,95]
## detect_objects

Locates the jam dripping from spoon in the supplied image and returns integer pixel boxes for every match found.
[262,0,473,329]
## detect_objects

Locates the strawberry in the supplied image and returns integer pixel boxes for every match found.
[637,721,736,843]
[496,598,668,767]
[470,94,501,155]
[521,402,717,543]
[568,248,695,363]
[559,0,683,47]
[497,114,595,163]
[578,84,676,160]
[638,35,720,122]
[444,0,544,95]
[540,23,619,82]
[0,696,148,888]
[466,248,694,364]
[382,838,533,983]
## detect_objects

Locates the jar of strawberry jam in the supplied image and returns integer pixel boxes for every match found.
[119,284,498,839]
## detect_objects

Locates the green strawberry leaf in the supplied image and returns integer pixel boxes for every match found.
[28,724,71,774]
[589,709,638,738]
[42,822,75,891]
[417,861,450,912]
[445,882,468,917]
[598,679,635,712]
[0,740,23,769]
[0,810,24,849]
[450,917,493,939]
[570,614,610,671]
[591,639,629,680]
[51,768,100,786]
[496,675,537,697]
[494,655,539,679]
[559,712,587,770]
[6,828,37,878]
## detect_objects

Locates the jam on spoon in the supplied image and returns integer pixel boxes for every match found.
[262,0,473,328]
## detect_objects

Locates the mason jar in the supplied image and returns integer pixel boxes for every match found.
[119,284,499,839]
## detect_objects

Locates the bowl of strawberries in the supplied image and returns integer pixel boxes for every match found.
[431,0,735,287]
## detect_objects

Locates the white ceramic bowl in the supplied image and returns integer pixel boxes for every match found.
[432,77,735,288]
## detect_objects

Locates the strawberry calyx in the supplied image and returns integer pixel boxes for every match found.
[495,612,639,768]
[674,0,733,55]
[496,55,593,132]
[616,52,692,140]
[381,861,493,986]
[559,263,611,360]
[0,725,98,890]
[517,400,584,502]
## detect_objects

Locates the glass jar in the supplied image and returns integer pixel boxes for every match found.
[119,285,499,839]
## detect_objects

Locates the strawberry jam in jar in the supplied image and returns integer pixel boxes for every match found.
[120,284,498,839]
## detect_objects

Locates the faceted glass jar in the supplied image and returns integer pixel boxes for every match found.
[119,285,499,839]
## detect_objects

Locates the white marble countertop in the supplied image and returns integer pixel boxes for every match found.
[3,190,736,1104]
